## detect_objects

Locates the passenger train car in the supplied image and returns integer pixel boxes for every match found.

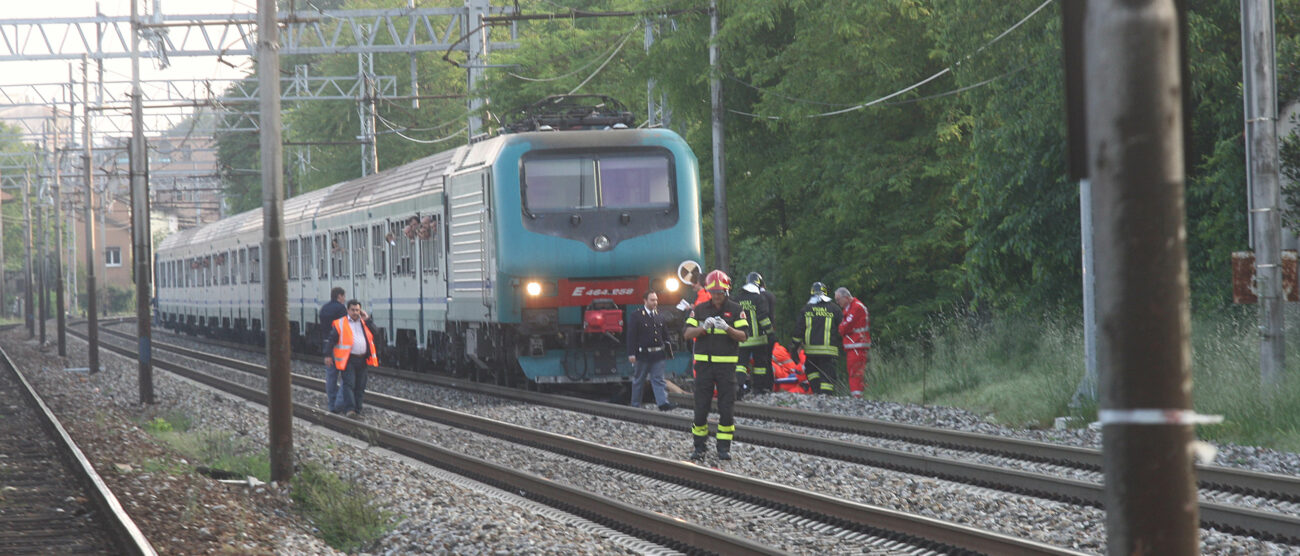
[155,97,703,385]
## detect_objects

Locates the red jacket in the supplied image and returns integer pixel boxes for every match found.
[838,297,871,351]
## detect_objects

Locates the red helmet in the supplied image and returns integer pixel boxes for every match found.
[703,269,732,292]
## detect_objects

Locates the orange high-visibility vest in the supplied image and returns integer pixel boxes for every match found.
[332,316,378,370]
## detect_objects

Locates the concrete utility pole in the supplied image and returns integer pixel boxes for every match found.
[465,0,490,138]
[130,0,154,404]
[1086,0,1199,553]
[1241,0,1285,387]
[67,65,78,319]
[259,0,294,483]
[54,108,67,356]
[709,0,728,274]
[23,168,33,338]
[38,134,47,346]
[82,55,100,374]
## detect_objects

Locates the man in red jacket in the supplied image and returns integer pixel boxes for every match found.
[834,287,871,398]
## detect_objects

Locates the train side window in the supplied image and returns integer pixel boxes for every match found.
[249,246,261,284]
[316,234,328,280]
[388,222,402,275]
[288,239,299,280]
[419,215,438,273]
[229,250,237,285]
[372,224,386,277]
[352,228,368,277]
[239,249,248,284]
[205,255,213,286]
[301,236,313,280]
[331,231,348,279]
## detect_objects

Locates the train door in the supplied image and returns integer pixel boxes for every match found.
[446,170,493,322]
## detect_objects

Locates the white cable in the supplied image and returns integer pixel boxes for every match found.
[567,29,636,95]
[508,26,639,82]
[733,0,1055,120]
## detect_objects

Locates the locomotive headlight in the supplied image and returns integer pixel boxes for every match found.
[593,234,611,251]
[525,281,543,296]
[664,277,680,292]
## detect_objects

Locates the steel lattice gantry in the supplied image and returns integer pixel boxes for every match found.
[0,7,516,62]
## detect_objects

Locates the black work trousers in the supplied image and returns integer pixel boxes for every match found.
[739,344,773,393]
[805,354,838,395]
[693,361,737,450]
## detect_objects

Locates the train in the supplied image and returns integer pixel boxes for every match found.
[155,96,703,387]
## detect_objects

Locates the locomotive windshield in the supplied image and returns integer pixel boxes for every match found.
[522,150,673,212]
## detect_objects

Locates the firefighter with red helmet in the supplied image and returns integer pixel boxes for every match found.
[834,287,872,398]
[794,281,842,395]
[683,269,750,461]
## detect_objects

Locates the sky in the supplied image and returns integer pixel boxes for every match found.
[0,1,260,89]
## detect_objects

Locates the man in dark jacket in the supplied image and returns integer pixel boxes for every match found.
[627,290,675,411]
[319,287,347,412]
[794,282,842,395]
[732,272,773,397]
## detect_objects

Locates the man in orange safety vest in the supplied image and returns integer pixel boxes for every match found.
[324,300,378,418]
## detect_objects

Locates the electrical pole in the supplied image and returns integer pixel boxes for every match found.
[55,80,68,356]
[1242,0,1284,387]
[1086,0,1200,553]
[23,167,33,338]
[38,130,48,346]
[130,0,154,403]
[709,0,728,274]
[260,0,294,483]
[82,55,100,374]
[466,0,489,138]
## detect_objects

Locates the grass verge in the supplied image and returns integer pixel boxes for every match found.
[291,462,392,553]
[139,412,392,551]
[867,307,1300,451]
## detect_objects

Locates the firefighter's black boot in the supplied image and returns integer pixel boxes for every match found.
[717,438,731,460]
[690,435,708,460]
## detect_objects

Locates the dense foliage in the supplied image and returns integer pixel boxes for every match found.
[214,0,1300,344]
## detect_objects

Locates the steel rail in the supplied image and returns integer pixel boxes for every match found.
[0,344,156,555]
[104,325,1300,545]
[69,328,792,556]
[89,325,1079,555]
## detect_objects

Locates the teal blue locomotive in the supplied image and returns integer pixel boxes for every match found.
[156,97,702,386]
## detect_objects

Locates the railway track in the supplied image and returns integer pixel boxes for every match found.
[88,323,1079,554]
[0,341,155,555]
[106,323,1300,546]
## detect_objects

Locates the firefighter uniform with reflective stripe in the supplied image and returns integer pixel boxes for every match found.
[731,284,773,396]
[685,299,750,457]
[795,297,842,394]
[838,297,871,397]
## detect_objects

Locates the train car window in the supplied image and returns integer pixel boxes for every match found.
[352,228,368,277]
[521,150,672,212]
[388,221,402,275]
[598,154,673,208]
[331,231,348,278]
[229,250,237,285]
[288,239,299,280]
[205,256,213,286]
[522,157,597,210]
[419,215,438,273]
[372,224,386,277]
[301,236,314,280]
[316,234,328,280]
[239,249,248,284]
[249,246,261,284]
